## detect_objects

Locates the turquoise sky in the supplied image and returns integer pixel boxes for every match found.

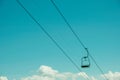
[0,0,120,80]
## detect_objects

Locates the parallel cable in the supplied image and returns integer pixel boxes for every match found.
[50,0,86,49]
[89,54,108,80]
[16,1,91,80]
[49,0,108,80]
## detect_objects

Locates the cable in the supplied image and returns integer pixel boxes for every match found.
[89,54,109,80]
[49,0,108,80]
[16,1,91,80]
[50,0,86,49]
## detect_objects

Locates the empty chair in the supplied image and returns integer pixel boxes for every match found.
[81,56,90,68]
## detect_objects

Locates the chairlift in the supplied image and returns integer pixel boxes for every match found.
[81,56,90,68]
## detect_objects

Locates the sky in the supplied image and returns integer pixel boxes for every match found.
[0,0,120,80]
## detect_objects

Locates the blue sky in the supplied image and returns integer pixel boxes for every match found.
[0,0,120,80]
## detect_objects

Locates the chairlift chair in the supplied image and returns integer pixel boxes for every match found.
[81,56,90,68]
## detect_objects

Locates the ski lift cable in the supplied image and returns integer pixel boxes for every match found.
[49,0,108,80]
[49,0,89,60]
[16,1,91,80]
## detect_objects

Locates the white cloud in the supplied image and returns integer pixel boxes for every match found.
[21,75,55,80]
[0,76,8,80]
[39,65,58,77]
[21,65,96,80]
[102,71,120,80]
[1,66,120,80]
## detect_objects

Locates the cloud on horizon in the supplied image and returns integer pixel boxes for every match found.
[0,76,8,80]
[101,71,120,80]
[21,65,96,80]
[1,65,120,80]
